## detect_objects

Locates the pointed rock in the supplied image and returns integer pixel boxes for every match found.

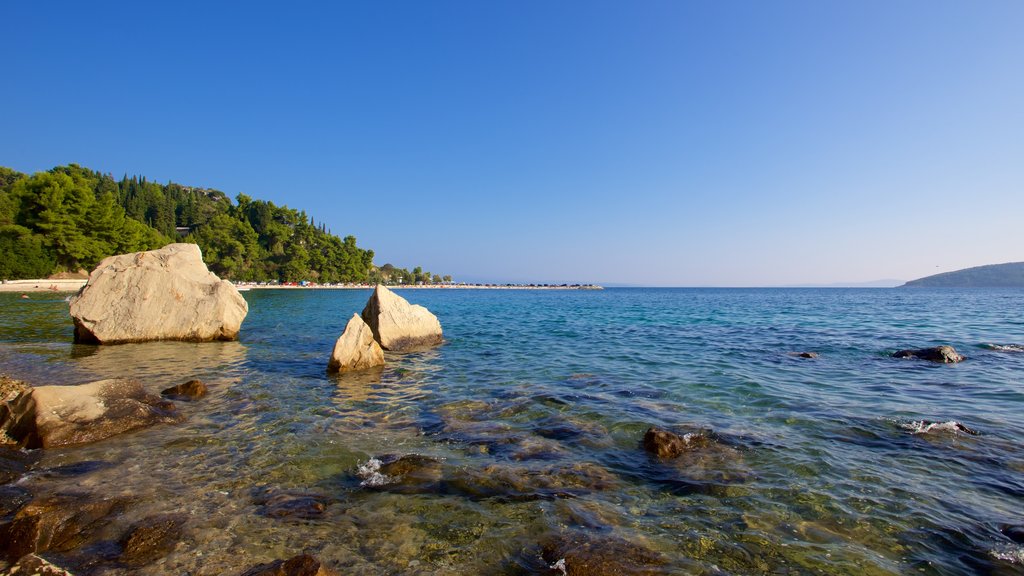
[69,243,248,344]
[328,314,385,373]
[360,285,442,351]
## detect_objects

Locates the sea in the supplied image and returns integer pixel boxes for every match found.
[0,288,1022,575]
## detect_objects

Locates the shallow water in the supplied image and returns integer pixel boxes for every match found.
[1,288,1023,574]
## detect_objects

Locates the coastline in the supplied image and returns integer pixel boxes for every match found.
[241,282,603,291]
[0,279,603,293]
[0,279,87,293]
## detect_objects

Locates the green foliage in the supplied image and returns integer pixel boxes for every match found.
[0,225,55,278]
[0,164,448,283]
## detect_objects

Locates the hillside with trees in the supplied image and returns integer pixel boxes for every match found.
[902,262,1024,288]
[0,164,446,284]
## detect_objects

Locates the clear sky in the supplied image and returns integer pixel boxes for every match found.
[2,1,1021,286]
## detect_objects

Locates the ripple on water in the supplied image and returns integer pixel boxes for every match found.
[1,289,1023,574]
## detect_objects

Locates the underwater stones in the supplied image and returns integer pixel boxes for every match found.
[789,352,819,359]
[537,532,667,576]
[361,285,443,351]
[119,513,187,566]
[327,314,385,373]
[69,243,248,344]
[254,490,333,520]
[161,378,208,400]
[447,461,617,501]
[0,492,131,562]
[239,554,336,576]
[893,345,965,363]
[0,379,184,449]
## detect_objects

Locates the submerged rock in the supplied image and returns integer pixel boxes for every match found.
[446,461,618,501]
[535,532,667,576]
[0,378,184,448]
[240,554,336,576]
[327,314,385,373]
[69,243,248,344]
[0,492,131,562]
[355,454,444,493]
[254,490,332,520]
[361,285,442,351]
[789,352,819,359]
[119,513,187,566]
[0,446,38,484]
[893,345,965,363]
[643,427,711,458]
[161,379,208,400]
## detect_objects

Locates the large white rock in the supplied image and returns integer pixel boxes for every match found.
[69,243,248,344]
[328,314,385,373]
[361,285,442,351]
[0,379,184,448]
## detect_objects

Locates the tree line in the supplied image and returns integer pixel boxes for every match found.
[0,164,448,284]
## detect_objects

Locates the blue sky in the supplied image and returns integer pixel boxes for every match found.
[2,1,1021,286]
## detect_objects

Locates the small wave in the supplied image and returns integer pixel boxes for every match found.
[985,344,1024,352]
[991,545,1024,564]
[900,420,979,436]
[356,458,392,487]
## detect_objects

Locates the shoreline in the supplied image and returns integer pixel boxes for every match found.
[0,279,603,293]
[240,283,603,291]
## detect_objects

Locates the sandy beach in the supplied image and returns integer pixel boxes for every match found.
[0,279,88,293]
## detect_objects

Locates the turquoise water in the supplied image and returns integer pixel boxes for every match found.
[1,288,1023,574]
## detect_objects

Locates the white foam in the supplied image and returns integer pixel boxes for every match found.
[900,420,976,435]
[988,344,1024,352]
[991,545,1024,564]
[357,457,392,487]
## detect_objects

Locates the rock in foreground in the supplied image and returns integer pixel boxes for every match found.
[642,427,709,459]
[893,345,965,363]
[69,243,248,344]
[361,285,442,351]
[0,379,184,448]
[327,314,385,373]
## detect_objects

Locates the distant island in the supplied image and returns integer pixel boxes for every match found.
[902,262,1024,288]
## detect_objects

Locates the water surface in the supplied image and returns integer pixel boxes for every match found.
[1,288,1022,574]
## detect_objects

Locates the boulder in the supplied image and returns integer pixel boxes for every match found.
[69,243,248,344]
[893,345,965,363]
[0,492,131,562]
[0,379,184,449]
[789,352,819,359]
[161,379,208,400]
[327,314,385,373]
[361,285,442,351]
